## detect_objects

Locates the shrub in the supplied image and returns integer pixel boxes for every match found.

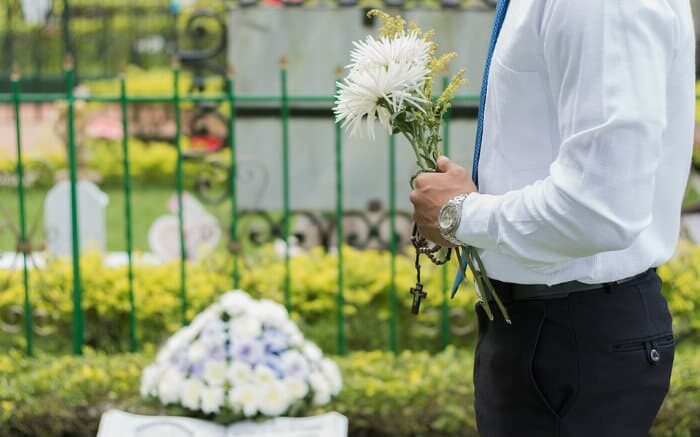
[1,346,698,437]
[657,242,700,342]
[0,247,478,354]
[3,244,700,355]
[0,138,215,190]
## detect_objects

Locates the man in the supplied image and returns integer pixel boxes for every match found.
[409,1,695,436]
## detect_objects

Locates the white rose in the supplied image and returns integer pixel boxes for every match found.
[180,378,205,411]
[220,290,254,315]
[203,360,228,386]
[140,364,162,398]
[283,377,309,400]
[259,381,291,417]
[228,361,254,384]
[200,385,225,414]
[320,358,343,395]
[309,372,331,406]
[229,315,262,338]
[229,384,259,417]
[302,341,323,362]
[187,340,207,363]
[158,368,184,405]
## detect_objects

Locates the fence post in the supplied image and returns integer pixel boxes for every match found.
[120,73,137,352]
[226,69,240,289]
[334,72,346,356]
[11,68,32,357]
[65,56,83,355]
[389,134,398,354]
[173,62,188,325]
[280,58,291,312]
[440,76,452,350]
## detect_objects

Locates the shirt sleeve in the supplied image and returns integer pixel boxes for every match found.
[455,0,678,270]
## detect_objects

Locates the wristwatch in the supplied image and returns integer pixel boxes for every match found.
[438,193,470,246]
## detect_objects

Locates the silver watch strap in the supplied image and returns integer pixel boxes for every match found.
[441,193,470,246]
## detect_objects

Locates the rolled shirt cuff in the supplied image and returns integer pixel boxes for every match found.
[455,193,503,250]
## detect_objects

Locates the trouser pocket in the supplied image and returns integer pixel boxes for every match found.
[530,299,578,418]
[611,332,675,366]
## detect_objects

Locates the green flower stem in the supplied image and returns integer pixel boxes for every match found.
[463,250,494,321]
[470,247,512,324]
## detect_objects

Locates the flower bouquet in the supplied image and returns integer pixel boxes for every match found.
[140,290,342,419]
[334,11,509,323]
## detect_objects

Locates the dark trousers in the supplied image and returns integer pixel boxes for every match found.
[473,269,674,437]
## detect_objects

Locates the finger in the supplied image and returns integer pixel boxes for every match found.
[409,190,419,205]
[437,155,459,173]
[413,172,431,189]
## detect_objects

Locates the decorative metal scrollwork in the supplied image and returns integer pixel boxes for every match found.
[228,208,414,252]
[177,6,230,156]
[0,305,54,336]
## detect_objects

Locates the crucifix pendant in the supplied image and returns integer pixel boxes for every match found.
[410,283,428,315]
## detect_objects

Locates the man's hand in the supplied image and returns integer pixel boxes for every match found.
[409,156,478,247]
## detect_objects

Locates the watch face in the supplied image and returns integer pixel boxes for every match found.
[439,205,458,231]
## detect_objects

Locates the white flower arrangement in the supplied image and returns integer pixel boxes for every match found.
[140,290,342,419]
[334,10,510,323]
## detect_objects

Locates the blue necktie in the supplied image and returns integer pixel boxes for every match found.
[452,0,511,296]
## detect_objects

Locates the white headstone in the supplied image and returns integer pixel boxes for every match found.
[97,410,348,437]
[44,181,109,256]
[148,192,221,262]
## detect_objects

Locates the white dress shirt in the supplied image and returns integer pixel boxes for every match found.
[455,0,696,285]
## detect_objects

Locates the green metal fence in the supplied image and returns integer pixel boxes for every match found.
[1,61,481,358]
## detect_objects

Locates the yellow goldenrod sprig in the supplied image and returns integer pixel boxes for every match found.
[368,9,405,38]
[436,69,467,116]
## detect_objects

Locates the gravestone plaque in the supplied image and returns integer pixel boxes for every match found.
[97,410,348,437]
[148,192,221,261]
[44,180,109,256]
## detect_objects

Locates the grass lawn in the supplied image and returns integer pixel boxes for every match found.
[0,186,237,253]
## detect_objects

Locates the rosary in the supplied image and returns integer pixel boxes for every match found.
[409,224,451,314]
[409,223,512,324]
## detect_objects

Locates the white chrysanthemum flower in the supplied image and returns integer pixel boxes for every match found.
[187,340,207,363]
[181,378,205,411]
[158,368,184,405]
[158,326,196,363]
[203,360,228,386]
[347,33,431,73]
[140,364,162,397]
[229,384,259,417]
[228,361,255,384]
[220,290,254,315]
[254,364,277,385]
[320,358,343,395]
[281,349,310,379]
[334,61,429,140]
[257,299,289,328]
[200,319,227,347]
[229,314,262,338]
[302,341,323,362]
[309,372,331,406]
[201,385,225,414]
[259,381,291,416]
[283,377,309,400]
[282,321,304,347]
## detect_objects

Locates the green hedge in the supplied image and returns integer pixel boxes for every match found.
[1,346,698,437]
[0,247,478,354]
[3,243,700,356]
